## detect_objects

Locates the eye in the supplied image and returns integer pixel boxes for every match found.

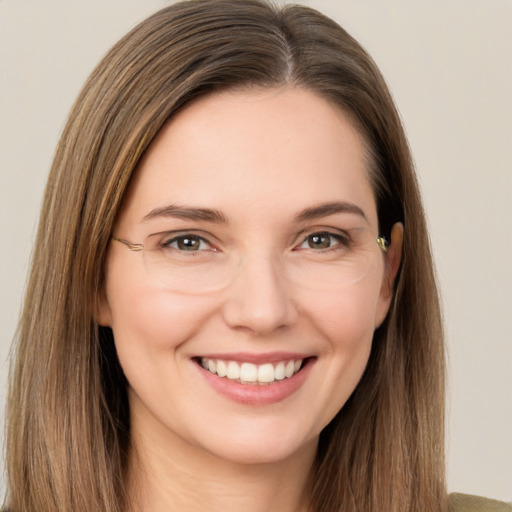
[298,231,348,250]
[162,234,213,252]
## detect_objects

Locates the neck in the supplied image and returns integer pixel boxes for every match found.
[125,415,316,512]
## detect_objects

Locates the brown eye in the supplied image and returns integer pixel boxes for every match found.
[299,231,348,250]
[178,236,200,250]
[163,235,209,251]
[307,233,332,249]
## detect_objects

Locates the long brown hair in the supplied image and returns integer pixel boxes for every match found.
[5,1,446,511]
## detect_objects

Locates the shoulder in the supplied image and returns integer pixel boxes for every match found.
[449,493,512,512]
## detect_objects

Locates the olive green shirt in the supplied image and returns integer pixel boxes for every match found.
[450,493,512,511]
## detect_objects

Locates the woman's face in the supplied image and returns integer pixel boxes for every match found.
[100,87,399,466]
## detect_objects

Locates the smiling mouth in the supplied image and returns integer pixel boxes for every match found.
[197,357,308,385]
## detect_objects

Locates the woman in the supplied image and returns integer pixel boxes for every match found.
[4,1,510,511]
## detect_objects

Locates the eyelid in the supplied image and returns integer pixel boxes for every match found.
[296,225,353,240]
[293,228,352,251]
[166,234,212,249]
[148,229,220,250]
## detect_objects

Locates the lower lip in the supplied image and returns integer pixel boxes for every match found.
[196,359,315,406]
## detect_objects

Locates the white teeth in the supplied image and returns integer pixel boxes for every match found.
[284,360,295,378]
[274,362,285,380]
[257,363,275,383]
[200,357,304,384]
[240,363,258,382]
[216,360,227,377]
[226,361,240,380]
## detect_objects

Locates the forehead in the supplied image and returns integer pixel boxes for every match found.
[118,87,377,228]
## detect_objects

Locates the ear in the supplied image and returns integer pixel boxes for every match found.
[96,286,113,327]
[374,222,403,328]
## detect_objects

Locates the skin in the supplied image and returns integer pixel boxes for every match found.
[99,87,402,512]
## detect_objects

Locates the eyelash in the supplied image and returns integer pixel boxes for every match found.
[296,231,351,252]
[158,230,351,253]
[160,233,216,252]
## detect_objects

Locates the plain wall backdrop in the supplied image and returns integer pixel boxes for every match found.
[1,0,511,501]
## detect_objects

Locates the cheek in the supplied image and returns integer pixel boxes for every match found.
[104,261,215,373]
[303,279,382,390]
[292,284,380,432]
[324,290,377,378]
[306,278,383,345]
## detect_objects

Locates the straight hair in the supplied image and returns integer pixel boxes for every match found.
[5,1,446,511]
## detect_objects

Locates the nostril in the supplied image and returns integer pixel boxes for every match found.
[221,276,298,335]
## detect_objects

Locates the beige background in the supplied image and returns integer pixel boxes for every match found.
[1,0,511,501]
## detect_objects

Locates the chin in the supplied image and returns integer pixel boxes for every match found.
[204,435,317,467]
[187,415,320,467]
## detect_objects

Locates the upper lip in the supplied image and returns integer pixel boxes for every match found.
[194,352,313,364]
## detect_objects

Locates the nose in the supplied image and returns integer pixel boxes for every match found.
[221,253,299,336]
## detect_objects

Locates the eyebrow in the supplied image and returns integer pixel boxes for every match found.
[142,201,366,225]
[294,201,367,223]
[143,205,228,224]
